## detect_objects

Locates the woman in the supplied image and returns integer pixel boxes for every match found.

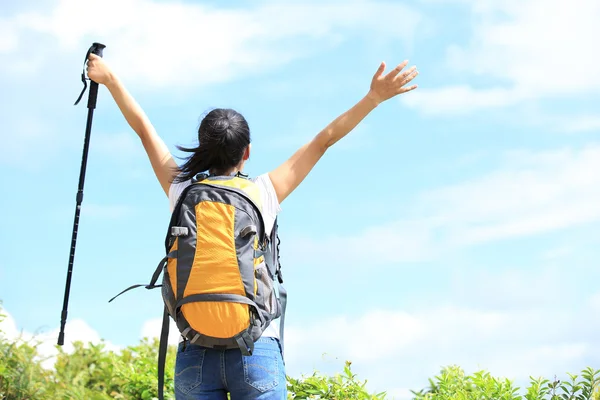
[87,53,418,400]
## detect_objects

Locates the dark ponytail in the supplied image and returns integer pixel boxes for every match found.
[174,108,251,183]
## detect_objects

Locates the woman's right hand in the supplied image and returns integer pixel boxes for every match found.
[87,53,115,85]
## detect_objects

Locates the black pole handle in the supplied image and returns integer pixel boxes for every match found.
[74,42,106,107]
[91,42,106,58]
[87,42,106,109]
[58,42,106,346]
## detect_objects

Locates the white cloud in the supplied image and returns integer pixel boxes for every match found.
[590,292,600,310]
[386,388,414,400]
[2,0,422,89]
[541,245,574,260]
[286,310,423,367]
[421,145,600,247]
[562,116,600,133]
[403,0,600,114]
[517,112,600,135]
[0,307,120,370]
[448,0,600,95]
[288,143,600,264]
[0,309,18,339]
[0,19,18,53]
[401,85,526,116]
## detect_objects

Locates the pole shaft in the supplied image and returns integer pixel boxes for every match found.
[58,102,96,345]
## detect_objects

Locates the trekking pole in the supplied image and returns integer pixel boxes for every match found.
[58,42,106,346]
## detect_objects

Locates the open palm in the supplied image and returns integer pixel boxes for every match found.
[368,60,419,104]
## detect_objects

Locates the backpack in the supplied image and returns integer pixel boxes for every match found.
[109,172,287,399]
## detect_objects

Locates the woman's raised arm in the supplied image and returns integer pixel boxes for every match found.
[268,60,419,204]
[87,54,179,196]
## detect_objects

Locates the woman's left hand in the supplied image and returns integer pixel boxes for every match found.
[367,60,419,105]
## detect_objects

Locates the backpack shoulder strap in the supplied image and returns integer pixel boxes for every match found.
[164,181,196,252]
[157,306,170,400]
[267,218,287,357]
[269,218,283,283]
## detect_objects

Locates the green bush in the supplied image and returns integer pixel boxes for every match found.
[287,360,387,399]
[1,304,598,399]
[0,332,53,399]
[411,365,600,400]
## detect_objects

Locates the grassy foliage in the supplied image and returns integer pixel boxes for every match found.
[411,365,600,400]
[287,360,388,399]
[1,304,598,399]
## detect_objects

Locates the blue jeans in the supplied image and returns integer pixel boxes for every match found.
[174,337,287,399]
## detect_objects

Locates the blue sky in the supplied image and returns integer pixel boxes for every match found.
[1,0,600,397]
